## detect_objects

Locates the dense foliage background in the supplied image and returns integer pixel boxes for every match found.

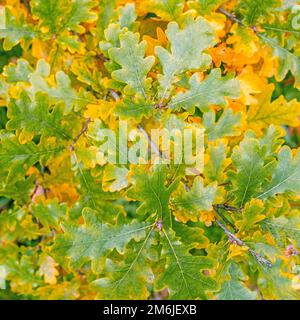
[0,0,300,300]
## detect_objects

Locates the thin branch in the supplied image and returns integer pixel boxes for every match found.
[213,205,239,233]
[109,89,120,101]
[217,7,243,26]
[70,117,91,151]
[21,0,31,15]
[215,203,242,213]
[109,89,164,159]
[137,124,164,159]
[215,218,272,268]
[218,6,295,41]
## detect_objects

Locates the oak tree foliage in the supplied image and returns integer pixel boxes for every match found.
[0,0,300,300]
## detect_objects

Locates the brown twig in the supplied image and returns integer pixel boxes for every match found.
[215,218,272,268]
[109,89,120,101]
[217,7,243,26]
[109,89,163,159]
[70,117,91,151]
[218,6,262,37]
[213,205,239,233]
[215,203,242,213]
[137,124,165,159]
[21,0,31,15]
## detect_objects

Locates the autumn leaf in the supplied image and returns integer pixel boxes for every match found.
[248,84,300,130]
[170,69,240,113]
[171,177,217,222]
[155,230,217,299]
[126,165,179,226]
[155,15,217,98]
[0,0,299,301]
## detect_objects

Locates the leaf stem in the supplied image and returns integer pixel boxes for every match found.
[21,0,31,15]
[137,124,164,159]
[109,89,121,101]
[215,218,272,268]
[70,117,91,151]
[213,205,239,233]
[217,7,243,26]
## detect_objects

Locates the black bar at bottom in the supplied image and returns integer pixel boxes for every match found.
[0,300,296,319]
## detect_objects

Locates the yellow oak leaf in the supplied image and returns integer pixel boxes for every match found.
[248,84,300,131]
[46,183,79,206]
[257,45,277,78]
[102,164,129,192]
[34,281,80,300]
[227,24,259,57]
[31,38,48,60]
[228,99,247,113]
[210,43,234,68]
[74,144,99,169]
[227,243,248,260]
[207,13,226,38]
[238,65,267,105]
[38,255,59,285]
[143,27,168,57]
[84,100,116,121]
[211,43,261,72]
[200,210,215,227]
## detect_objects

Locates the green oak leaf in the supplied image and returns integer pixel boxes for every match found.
[114,97,154,121]
[31,0,97,34]
[217,263,258,300]
[238,0,281,25]
[52,208,153,271]
[96,0,118,39]
[259,125,284,156]
[258,260,299,300]
[155,230,217,299]
[2,248,42,292]
[93,225,155,299]
[99,3,137,59]
[109,31,155,96]
[126,165,179,227]
[262,216,300,247]
[188,0,225,15]
[171,69,240,113]
[6,92,72,140]
[28,59,82,114]
[32,200,67,230]
[155,16,217,99]
[0,8,36,50]
[50,71,81,114]
[144,0,185,21]
[258,146,300,199]
[31,0,70,33]
[173,221,209,248]
[0,134,63,183]
[118,3,137,30]
[74,168,119,214]
[3,59,33,83]
[204,109,243,141]
[102,164,129,192]
[204,140,230,183]
[0,175,35,204]
[229,138,275,207]
[258,34,300,89]
[171,177,217,222]
[235,199,265,232]
[63,0,97,33]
